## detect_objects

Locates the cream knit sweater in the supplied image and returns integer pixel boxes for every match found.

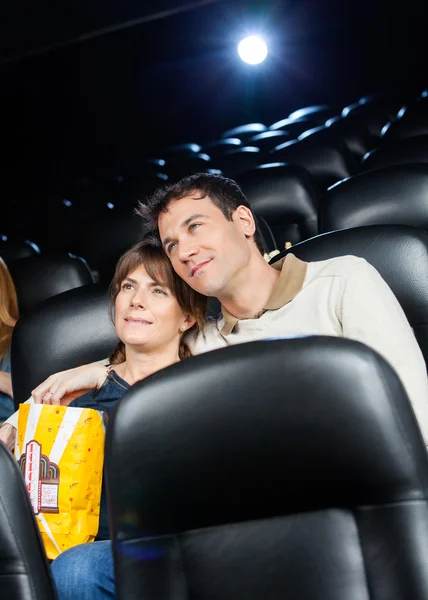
[187,255,428,446]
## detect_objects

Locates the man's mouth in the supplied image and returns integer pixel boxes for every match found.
[191,259,212,277]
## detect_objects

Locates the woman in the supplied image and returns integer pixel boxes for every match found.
[0,257,19,422]
[0,240,206,590]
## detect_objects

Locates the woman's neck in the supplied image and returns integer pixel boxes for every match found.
[113,345,181,386]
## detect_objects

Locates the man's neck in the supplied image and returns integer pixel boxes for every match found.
[218,255,280,319]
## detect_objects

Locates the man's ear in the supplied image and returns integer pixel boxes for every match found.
[233,205,256,239]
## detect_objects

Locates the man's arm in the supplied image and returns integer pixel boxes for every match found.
[340,259,428,446]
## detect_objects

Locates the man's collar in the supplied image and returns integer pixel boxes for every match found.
[219,254,308,336]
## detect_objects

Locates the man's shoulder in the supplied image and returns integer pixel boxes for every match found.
[185,318,224,354]
[306,254,369,281]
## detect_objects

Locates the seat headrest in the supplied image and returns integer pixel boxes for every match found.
[382,115,428,142]
[11,282,117,404]
[362,137,428,171]
[270,137,356,189]
[67,212,148,282]
[106,337,428,536]
[239,164,318,219]
[7,253,94,314]
[320,164,428,232]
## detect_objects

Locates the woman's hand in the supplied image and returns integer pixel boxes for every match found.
[31,362,109,405]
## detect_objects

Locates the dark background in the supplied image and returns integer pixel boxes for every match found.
[0,0,426,186]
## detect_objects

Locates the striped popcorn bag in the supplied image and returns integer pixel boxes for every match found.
[15,403,105,559]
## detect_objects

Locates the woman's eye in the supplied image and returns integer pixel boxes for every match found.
[168,242,177,254]
[153,288,167,295]
[121,283,133,290]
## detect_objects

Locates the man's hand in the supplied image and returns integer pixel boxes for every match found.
[0,423,16,451]
[31,362,109,405]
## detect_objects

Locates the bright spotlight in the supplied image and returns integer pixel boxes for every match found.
[238,36,268,65]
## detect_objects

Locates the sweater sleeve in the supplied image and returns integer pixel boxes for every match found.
[340,258,428,446]
[3,396,34,429]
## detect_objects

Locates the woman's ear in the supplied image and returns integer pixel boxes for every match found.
[180,313,196,332]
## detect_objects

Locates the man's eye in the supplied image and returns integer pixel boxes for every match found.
[121,283,133,290]
[189,223,201,231]
[153,288,167,295]
[168,242,177,253]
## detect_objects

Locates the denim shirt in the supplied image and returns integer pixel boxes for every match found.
[69,370,130,540]
[0,351,14,422]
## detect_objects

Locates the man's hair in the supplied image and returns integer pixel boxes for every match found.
[137,173,265,254]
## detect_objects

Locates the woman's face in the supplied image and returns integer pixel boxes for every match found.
[115,264,194,353]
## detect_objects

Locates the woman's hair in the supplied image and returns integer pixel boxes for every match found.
[108,239,207,364]
[0,258,19,364]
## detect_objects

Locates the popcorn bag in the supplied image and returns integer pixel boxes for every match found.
[15,403,105,559]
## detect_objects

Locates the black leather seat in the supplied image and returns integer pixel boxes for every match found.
[7,253,95,314]
[247,130,291,153]
[213,146,261,176]
[271,224,428,365]
[361,137,428,171]
[0,236,40,261]
[320,164,428,233]
[288,104,335,124]
[11,282,118,406]
[165,153,212,181]
[269,116,316,136]
[341,103,390,138]
[238,164,318,247]
[0,443,57,599]
[201,138,242,157]
[220,123,266,141]
[382,115,428,142]
[270,136,357,191]
[324,116,374,159]
[105,336,428,600]
[66,211,149,282]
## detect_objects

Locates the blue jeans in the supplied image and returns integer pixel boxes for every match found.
[51,541,115,600]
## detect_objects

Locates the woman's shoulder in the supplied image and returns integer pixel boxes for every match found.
[69,370,130,412]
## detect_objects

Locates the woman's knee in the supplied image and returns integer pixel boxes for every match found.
[51,541,114,600]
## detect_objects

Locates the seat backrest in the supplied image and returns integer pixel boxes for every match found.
[0,443,57,600]
[220,123,266,140]
[66,211,148,282]
[0,236,40,261]
[238,164,318,247]
[7,253,95,314]
[11,282,118,405]
[270,137,357,191]
[106,336,428,600]
[214,146,261,176]
[271,224,428,365]
[247,130,291,153]
[382,115,428,142]
[320,164,428,233]
[288,104,335,123]
[362,136,428,171]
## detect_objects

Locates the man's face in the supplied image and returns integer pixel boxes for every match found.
[158,195,255,297]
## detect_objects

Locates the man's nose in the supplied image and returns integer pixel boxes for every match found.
[178,240,198,262]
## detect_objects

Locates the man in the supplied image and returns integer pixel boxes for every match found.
[4,173,428,600]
